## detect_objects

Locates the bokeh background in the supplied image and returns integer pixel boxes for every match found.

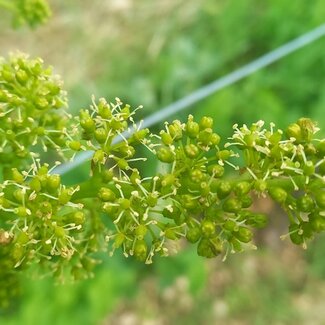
[1,1,325,324]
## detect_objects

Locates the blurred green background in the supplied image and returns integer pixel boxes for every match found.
[1,1,325,324]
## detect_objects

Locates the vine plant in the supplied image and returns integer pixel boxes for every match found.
[0,1,325,310]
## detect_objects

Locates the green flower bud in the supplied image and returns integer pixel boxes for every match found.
[165,228,178,240]
[186,120,200,138]
[16,69,28,85]
[181,194,197,211]
[243,134,256,147]
[120,105,131,119]
[223,197,242,213]
[11,168,24,184]
[198,129,212,146]
[94,128,107,143]
[235,227,252,243]
[117,159,128,170]
[58,189,72,205]
[116,143,135,158]
[102,169,114,182]
[245,213,268,228]
[268,130,282,145]
[114,233,125,248]
[134,240,148,262]
[309,213,325,233]
[254,179,268,192]
[297,194,315,212]
[0,197,10,209]
[303,161,315,176]
[118,198,131,210]
[160,131,173,145]
[168,123,182,140]
[186,226,201,243]
[234,181,251,197]
[129,170,140,185]
[208,164,224,178]
[97,99,112,119]
[184,144,199,158]
[38,165,49,176]
[230,238,242,252]
[224,219,238,232]
[197,238,222,258]
[286,123,302,142]
[268,187,287,204]
[240,195,253,208]
[16,232,30,245]
[131,129,149,143]
[68,140,81,151]
[210,133,221,145]
[200,182,210,196]
[73,211,85,225]
[216,150,231,161]
[304,143,316,156]
[47,174,61,190]
[102,203,117,215]
[147,193,158,207]
[40,201,52,214]
[93,149,105,164]
[199,116,213,130]
[161,174,176,187]
[80,111,95,133]
[157,147,174,163]
[297,118,315,142]
[54,226,66,238]
[135,225,147,240]
[217,181,232,199]
[2,69,14,82]
[13,189,25,203]
[35,97,48,110]
[15,206,29,217]
[201,220,216,238]
[190,169,204,183]
[98,187,116,202]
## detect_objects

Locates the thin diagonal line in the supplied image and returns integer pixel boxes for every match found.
[53,23,325,175]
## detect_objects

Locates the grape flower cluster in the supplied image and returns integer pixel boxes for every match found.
[0,53,324,308]
[0,53,68,169]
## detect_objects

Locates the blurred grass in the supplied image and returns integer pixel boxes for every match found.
[1,0,325,324]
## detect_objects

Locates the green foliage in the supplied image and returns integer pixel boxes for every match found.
[0,0,51,28]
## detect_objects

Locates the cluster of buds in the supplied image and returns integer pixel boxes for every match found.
[67,96,150,167]
[0,159,99,281]
[151,115,266,259]
[66,103,324,263]
[1,0,51,28]
[226,118,325,249]
[94,111,324,261]
[0,53,68,168]
[0,53,324,309]
[67,97,185,263]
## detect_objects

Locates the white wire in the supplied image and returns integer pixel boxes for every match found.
[53,23,325,175]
